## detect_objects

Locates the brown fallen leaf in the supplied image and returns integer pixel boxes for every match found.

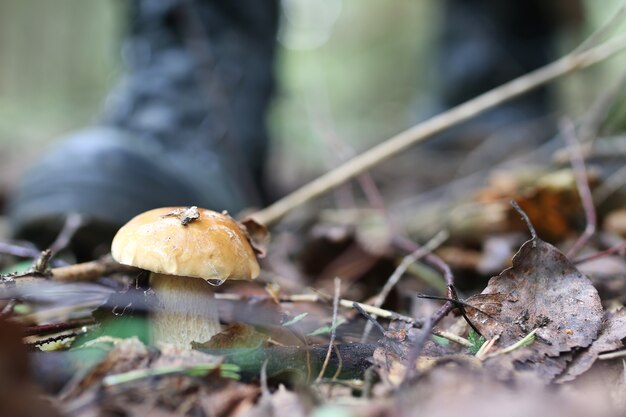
[372,321,467,387]
[62,338,255,417]
[395,357,622,417]
[240,217,271,257]
[192,323,270,350]
[61,337,150,400]
[199,382,258,417]
[557,308,626,382]
[243,384,310,417]
[467,237,604,382]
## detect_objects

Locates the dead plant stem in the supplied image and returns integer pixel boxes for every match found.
[251,34,626,226]
[360,230,448,342]
[316,277,341,382]
[561,118,597,258]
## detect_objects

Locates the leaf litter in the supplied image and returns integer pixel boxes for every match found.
[7,49,626,417]
[7,214,626,417]
[466,236,604,382]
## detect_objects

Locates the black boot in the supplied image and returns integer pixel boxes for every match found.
[410,0,580,188]
[8,0,279,258]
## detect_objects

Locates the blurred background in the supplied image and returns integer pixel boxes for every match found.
[0,0,625,215]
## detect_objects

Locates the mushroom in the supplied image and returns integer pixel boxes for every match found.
[111,206,260,348]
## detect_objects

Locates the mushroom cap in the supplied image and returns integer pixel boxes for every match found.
[111,207,260,281]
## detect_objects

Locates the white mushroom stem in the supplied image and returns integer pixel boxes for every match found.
[149,272,221,348]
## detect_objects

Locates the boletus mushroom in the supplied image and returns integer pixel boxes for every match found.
[111,206,260,348]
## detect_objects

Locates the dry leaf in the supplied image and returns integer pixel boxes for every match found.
[240,217,271,257]
[557,308,626,382]
[192,323,269,350]
[467,238,603,381]
[243,385,309,417]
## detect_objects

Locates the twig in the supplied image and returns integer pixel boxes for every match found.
[511,200,537,241]
[305,67,390,217]
[25,329,87,347]
[215,292,472,346]
[0,300,16,319]
[353,302,386,335]
[50,256,138,282]
[7,256,136,283]
[431,328,473,348]
[49,213,83,255]
[316,277,341,382]
[389,234,474,383]
[574,240,626,264]
[0,241,45,260]
[415,293,495,320]
[32,249,53,274]
[573,3,626,54]
[374,231,449,310]
[579,71,626,145]
[250,33,626,226]
[216,292,421,325]
[331,344,343,380]
[23,318,96,337]
[13,301,104,325]
[475,336,499,361]
[598,349,626,360]
[392,236,477,339]
[393,236,454,287]
[485,328,538,359]
[401,301,456,385]
[260,359,270,397]
[594,163,626,206]
[102,363,242,386]
[4,215,83,274]
[561,118,596,258]
[361,231,449,342]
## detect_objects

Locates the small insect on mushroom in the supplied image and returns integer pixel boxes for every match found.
[111,207,260,348]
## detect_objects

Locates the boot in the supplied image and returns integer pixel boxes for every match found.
[8,0,279,258]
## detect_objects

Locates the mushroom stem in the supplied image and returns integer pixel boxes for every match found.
[149,272,221,348]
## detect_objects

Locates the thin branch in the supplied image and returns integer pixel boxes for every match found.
[598,349,626,360]
[25,329,87,348]
[388,233,474,381]
[573,3,626,54]
[31,249,53,274]
[50,256,138,282]
[0,241,43,259]
[361,231,448,342]
[579,71,626,145]
[485,328,538,359]
[217,292,422,326]
[415,293,495,320]
[49,213,83,255]
[393,236,454,287]
[250,33,626,226]
[401,301,455,385]
[215,292,471,346]
[374,231,449,310]
[560,118,596,258]
[260,360,270,397]
[352,302,386,335]
[593,163,626,205]
[511,200,537,241]
[574,239,626,264]
[475,336,499,361]
[316,277,341,382]
[23,318,96,337]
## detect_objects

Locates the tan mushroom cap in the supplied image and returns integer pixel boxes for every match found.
[111,207,260,281]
